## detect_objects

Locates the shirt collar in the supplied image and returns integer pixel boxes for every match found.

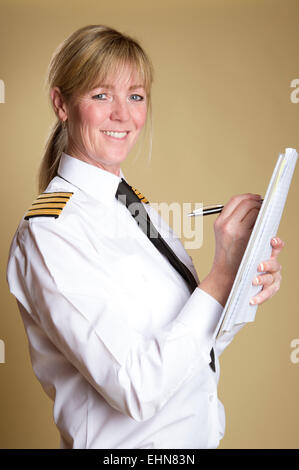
[57,152,126,204]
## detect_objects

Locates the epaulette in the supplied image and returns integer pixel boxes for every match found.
[24,192,74,220]
[130,186,149,204]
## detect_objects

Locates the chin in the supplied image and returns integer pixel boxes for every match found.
[109,152,130,164]
[97,153,128,172]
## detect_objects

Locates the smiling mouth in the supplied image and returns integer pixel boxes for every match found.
[102,130,129,139]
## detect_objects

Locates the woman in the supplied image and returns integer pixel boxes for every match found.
[7,25,283,449]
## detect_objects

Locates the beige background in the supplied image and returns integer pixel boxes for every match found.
[1,0,298,449]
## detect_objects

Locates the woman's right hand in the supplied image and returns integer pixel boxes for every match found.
[199,193,262,306]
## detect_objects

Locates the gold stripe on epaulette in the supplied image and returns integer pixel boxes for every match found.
[28,202,67,211]
[131,186,149,204]
[36,192,74,199]
[24,192,73,220]
[24,209,62,219]
[32,197,71,204]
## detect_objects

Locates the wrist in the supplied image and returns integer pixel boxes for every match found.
[199,268,235,307]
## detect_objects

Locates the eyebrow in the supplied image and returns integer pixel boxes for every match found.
[93,84,145,91]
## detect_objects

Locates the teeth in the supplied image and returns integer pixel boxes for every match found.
[103,130,128,138]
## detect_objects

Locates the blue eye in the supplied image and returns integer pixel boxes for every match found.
[130,94,144,101]
[93,93,107,100]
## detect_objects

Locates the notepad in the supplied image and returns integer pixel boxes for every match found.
[215,148,298,339]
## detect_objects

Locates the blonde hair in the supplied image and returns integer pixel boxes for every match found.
[38,25,154,193]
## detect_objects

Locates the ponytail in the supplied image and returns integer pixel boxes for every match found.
[38,120,68,193]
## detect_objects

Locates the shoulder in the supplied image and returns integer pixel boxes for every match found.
[23,176,79,223]
[12,175,115,256]
[11,179,86,267]
[15,177,89,249]
[20,176,98,235]
[24,190,74,221]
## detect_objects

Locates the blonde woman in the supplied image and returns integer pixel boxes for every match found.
[7,25,283,449]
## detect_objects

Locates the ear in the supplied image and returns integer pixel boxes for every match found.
[50,87,68,122]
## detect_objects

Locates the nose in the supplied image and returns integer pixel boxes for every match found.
[110,97,130,122]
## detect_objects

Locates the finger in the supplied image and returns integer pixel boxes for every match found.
[220,193,262,220]
[257,258,281,274]
[241,205,261,230]
[250,280,281,305]
[252,273,274,287]
[270,237,285,259]
[221,200,262,233]
[250,271,282,305]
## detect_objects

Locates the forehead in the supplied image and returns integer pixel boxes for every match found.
[92,63,145,90]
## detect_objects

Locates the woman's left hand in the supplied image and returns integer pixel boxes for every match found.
[250,237,285,305]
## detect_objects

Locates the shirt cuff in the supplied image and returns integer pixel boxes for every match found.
[175,287,223,348]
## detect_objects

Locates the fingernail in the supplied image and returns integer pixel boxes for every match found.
[253,277,259,285]
[258,263,264,272]
[250,298,256,305]
[272,238,277,245]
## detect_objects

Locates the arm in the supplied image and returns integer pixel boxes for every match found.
[7,221,223,423]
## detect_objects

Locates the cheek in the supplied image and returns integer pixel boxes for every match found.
[135,107,148,131]
[80,105,104,127]
[74,102,106,129]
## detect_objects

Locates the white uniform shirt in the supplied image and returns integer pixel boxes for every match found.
[7,152,242,449]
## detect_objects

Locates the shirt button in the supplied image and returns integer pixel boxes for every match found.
[209,394,214,402]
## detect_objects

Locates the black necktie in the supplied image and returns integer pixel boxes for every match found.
[115,178,215,372]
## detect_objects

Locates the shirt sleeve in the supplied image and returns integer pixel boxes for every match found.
[215,324,246,357]
[7,220,229,422]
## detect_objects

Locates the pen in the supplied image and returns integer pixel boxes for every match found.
[188,204,224,217]
[188,200,264,217]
